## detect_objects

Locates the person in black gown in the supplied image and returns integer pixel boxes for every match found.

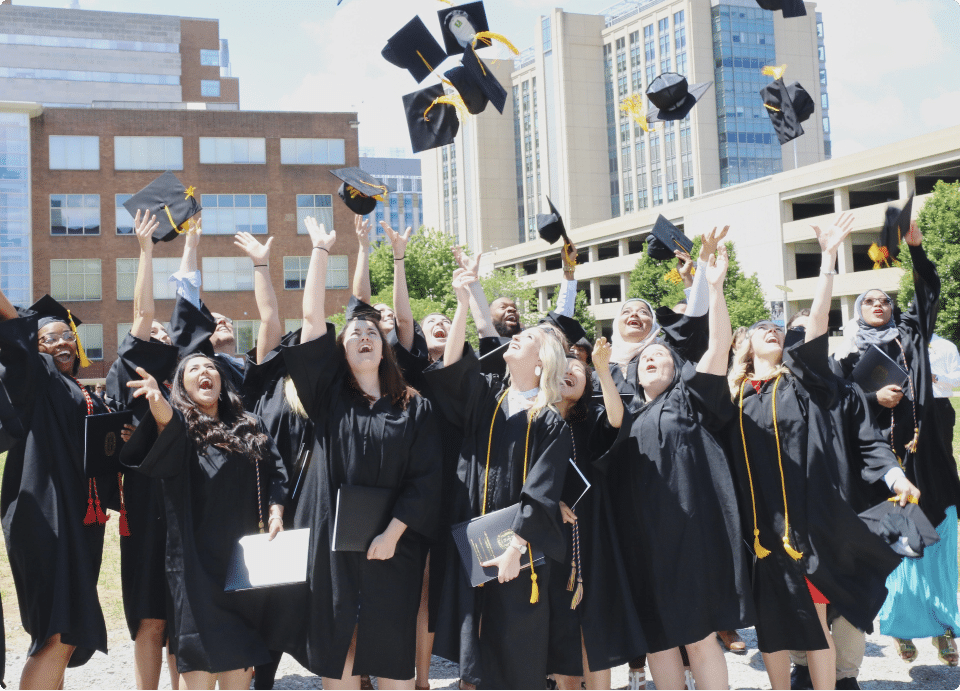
[0,290,116,689]
[122,352,287,690]
[424,268,572,689]
[548,337,645,690]
[724,213,908,690]
[281,217,441,689]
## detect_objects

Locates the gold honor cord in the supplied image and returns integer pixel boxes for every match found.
[738,379,771,558]
[66,309,91,368]
[619,94,656,133]
[482,389,540,603]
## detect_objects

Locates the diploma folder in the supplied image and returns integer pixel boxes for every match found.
[852,344,910,398]
[224,528,310,591]
[331,485,394,552]
[451,503,546,587]
[84,410,133,477]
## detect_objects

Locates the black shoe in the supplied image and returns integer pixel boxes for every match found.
[790,664,813,690]
[836,677,860,690]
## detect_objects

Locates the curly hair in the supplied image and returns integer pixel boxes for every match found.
[169,354,270,459]
[337,317,419,410]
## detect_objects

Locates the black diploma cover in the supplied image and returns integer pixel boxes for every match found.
[451,503,545,587]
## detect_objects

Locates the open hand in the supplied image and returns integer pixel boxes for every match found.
[134,210,160,252]
[184,218,202,250]
[381,221,412,258]
[704,245,729,288]
[304,216,336,251]
[812,212,855,255]
[699,226,730,262]
[454,246,483,274]
[234,232,273,265]
[126,366,164,405]
[592,336,612,370]
[452,268,477,304]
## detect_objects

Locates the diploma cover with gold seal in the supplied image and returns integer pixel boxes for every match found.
[84,409,133,477]
[451,503,545,587]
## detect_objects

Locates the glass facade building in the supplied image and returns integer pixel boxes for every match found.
[359,156,423,245]
[0,112,31,306]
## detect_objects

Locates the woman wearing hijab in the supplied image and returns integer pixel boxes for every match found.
[831,223,960,666]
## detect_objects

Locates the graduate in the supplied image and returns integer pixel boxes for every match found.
[725,213,905,690]
[424,268,572,689]
[830,222,960,667]
[599,245,754,690]
[547,337,646,690]
[122,351,287,689]
[0,289,116,688]
[281,217,442,689]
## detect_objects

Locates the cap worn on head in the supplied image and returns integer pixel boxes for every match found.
[755,0,807,18]
[123,171,201,243]
[330,168,388,216]
[536,197,568,245]
[382,16,449,84]
[760,76,814,145]
[646,215,692,260]
[345,296,382,324]
[645,73,713,124]
[30,294,90,368]
[539,311,586,346]
[403,83,462,153]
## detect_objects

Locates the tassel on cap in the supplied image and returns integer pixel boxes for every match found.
[761,63,788,80]
[472,31,519,55]
[868,242,892,269]
[67,309,90,368]
[619,94,656,132]
[663,268,683,285]
[424,94,469,123]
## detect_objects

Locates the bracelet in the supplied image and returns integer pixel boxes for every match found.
[253,264,268,268]
[394,256,405,261]
[313,246,329,253]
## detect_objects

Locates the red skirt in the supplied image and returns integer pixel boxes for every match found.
[805,577,829,605]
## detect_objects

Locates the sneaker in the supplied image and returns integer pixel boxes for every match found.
[790,664,812,690]
[627,668,646,690]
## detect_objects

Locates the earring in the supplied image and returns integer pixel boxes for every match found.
[534,365,542,377]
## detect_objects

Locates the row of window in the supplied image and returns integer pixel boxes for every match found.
[0,32,179,53]
[50,193,334,237]
[0,66,179,85]
[48,135,347,170]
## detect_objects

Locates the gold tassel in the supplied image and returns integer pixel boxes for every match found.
[905,427,919,454]
[761,64,787,80]
[528,551,539,604]
[346,184,387,203]
[888,494,920,505]
[566,560,576,591]
[562,242,577,271]
[67,309,91,368]
[868,243,891,270]
[424,94,469,123]
[753,529,771,559]
[783,536,803,561]
[763,103,782,113]
[663,268,683,285]
[570,578,583,610]
[472,31,520,55]
[619,94,656,132]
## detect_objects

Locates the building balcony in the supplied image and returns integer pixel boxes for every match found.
[782,193,932,244]
[785,267,903,301]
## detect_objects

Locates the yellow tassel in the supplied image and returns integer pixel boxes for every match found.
[562,242,577,271]
[529,550,539,604]
[619,94,656,132]
[783,536,803,561]
[67,309,91,369]
[346,184,387,203]
[761,63,787,80]
[424,94,469,123]
[570,578,583,610]
[566,561,576,591]
[905,428,919,454]
[763,103,782,113]
[663,268,683,285]
[472,31,520,55]
[754,529,771,559]
[868,243,891,270]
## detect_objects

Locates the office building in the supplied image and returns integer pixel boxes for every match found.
[359,154,424,244]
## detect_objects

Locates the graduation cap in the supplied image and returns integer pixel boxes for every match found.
[646,215,692,260]
[444,64,488,115]
[382,16,449,84]
[345,296,382,324]
[403,83,463,154]
[438,1,519,59]
[645,73,713,124]
[330,168,388,216]
[461,44,507,114]
[536,198,569,245]
[123,171,201,243]
[871,193,914,267]
[755,0,807,18]
[539,311,586,347]
[858,497,940,558]
[31,294,92,368]
[759,67,815,146]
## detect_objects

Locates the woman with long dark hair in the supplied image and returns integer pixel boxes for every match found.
[123,354,288,690]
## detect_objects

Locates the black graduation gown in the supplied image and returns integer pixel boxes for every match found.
[106,333,180,641]
[725,335,901,653]
[168,296,245,391]
[546,405,646,675]
[423,347,572,690]
[832,244,960,527]
[0,311,114,667]
[597,363,754,653]
[121,409,287,673]
[282,325,442,681]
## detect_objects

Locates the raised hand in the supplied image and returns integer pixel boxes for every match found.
[704,245,729,288]
[452,268,477,304]
[234,232,274,265]
[184,218,202,250]
[905,220,923,247]
[675,249,694,287]
[304,216,336,251]
[700,226,730,262]
[453,245,483,274]
[562,242,578,278]
[592,336,612,370]
[381,221,412,258]
[126,366,173,426]
[355,215,371,250]
[134,210,160,252]
[812,212,855,255]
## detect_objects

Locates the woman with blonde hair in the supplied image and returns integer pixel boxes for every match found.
[425,269,572,689]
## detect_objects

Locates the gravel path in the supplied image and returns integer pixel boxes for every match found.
[3,622,959,689]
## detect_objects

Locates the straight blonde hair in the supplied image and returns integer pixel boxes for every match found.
[524,328,567,420]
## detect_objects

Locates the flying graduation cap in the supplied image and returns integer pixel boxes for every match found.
[647,215,693,260]
[123,171,201,243]
[403,83,464,154]
[759,65,814,146]
[381,16,449,84]
[443,45,507,116]
[537,197,569,246]
[645,73,713,124]
[330,168,388,216]
[437,1,519,58]
[755,0,807,18]
[870,192,915,268]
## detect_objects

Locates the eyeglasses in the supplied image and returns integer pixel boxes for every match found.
[750,321,784,335]
[214,317,233,326]
[862,298,892,308]
[38,331,77,346]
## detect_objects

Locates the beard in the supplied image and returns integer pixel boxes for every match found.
[494,319,522,338]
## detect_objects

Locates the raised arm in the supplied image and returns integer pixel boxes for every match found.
[170,220,203,309]
[696,246,732,376]
[443,268,476,367]
[808,212,855,341]
[130,211,161,341]
[351,215,372,302]
[127,366,173,432]
[454,246,497,338]
[301,216,336,343]
[555,243,578,318]
[592,337,623,428]
[234,232,281,363]
[686,225,728,317]
[381,221,414,351]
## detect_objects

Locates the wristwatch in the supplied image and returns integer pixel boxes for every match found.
[509,542,527,555]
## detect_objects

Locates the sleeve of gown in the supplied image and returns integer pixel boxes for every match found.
[120,410,190,478]
[0,310,52,439]
[282,322,341,421]
[656,309,710,363]
[844,384,899,486]
[390,398,442,540]
[386,324,430,387]
[783,332,838,409]
[900,243,941,343]
[478,336,510,377]
[168,294,216,359]
[512,417,573,562]
[421,345,492,432]
[259,419,289,507]
[0,378,25,452]
[106,333,178,419]
[680,362,735,431]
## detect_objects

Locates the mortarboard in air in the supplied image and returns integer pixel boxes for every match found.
[536,197,569,245]
[330,168,388,216]
[30,294,92,368]
[123,171,201,243]
[444,64,489,115]
[462,44,507,113]
[755,0,807,18]
[871,192,915,267]
[647,215,693,260]
[403,83,463,154]
[382,16,449,84]
[345,296,382,324]
[645,73,713,124]
[759,66,815,145]
[539,311,586,347]
[438,1,519,59]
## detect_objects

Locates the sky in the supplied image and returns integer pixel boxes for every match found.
[12,0,960,160]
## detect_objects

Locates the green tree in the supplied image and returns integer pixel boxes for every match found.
[369,227,461,314]
[895,181,960,344]
[481,267,541,324]
[567,289,597,342]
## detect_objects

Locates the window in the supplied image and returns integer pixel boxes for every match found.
[822,117,830,134]
[117,322,133,348]
[201,80,221,97]
[114,136,183,170]
[296,194,334,235]
[199,137,266,164]
[51,194,99,235]
[234,320,261,355]
[49,136,99,170]
[284,319,302,334]
[283,256,310,290]
[280,138,346,165]
[326,254,349,289]
[821,93,829,110]
[115,257,181,301]
[115,194,135,235]
[76,324,103,361]
[200,194,267,235]
[116,258,138,301]
[820,68,827,85]
[0,33,178,53]
[0,66,178,85]
[200,49,220,66]
[818,46,825,62]
[50,259,101,301]
[201,257,254,292]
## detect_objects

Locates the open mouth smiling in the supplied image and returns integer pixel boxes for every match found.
[198,376,214,391]
[358,343,373,354]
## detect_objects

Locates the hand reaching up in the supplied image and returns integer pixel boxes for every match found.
[453,245,483,275]
[184,218,202,250]
[355,215,371,250]
[304,216,336,251]
[592,336,612,370]
[812,212,855,255]
[134,210,160,252]
[234,232,274,265]
[704,245,729,288]
[452,268,478,304]
[381,221,412,258]
[699,226,730,263]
